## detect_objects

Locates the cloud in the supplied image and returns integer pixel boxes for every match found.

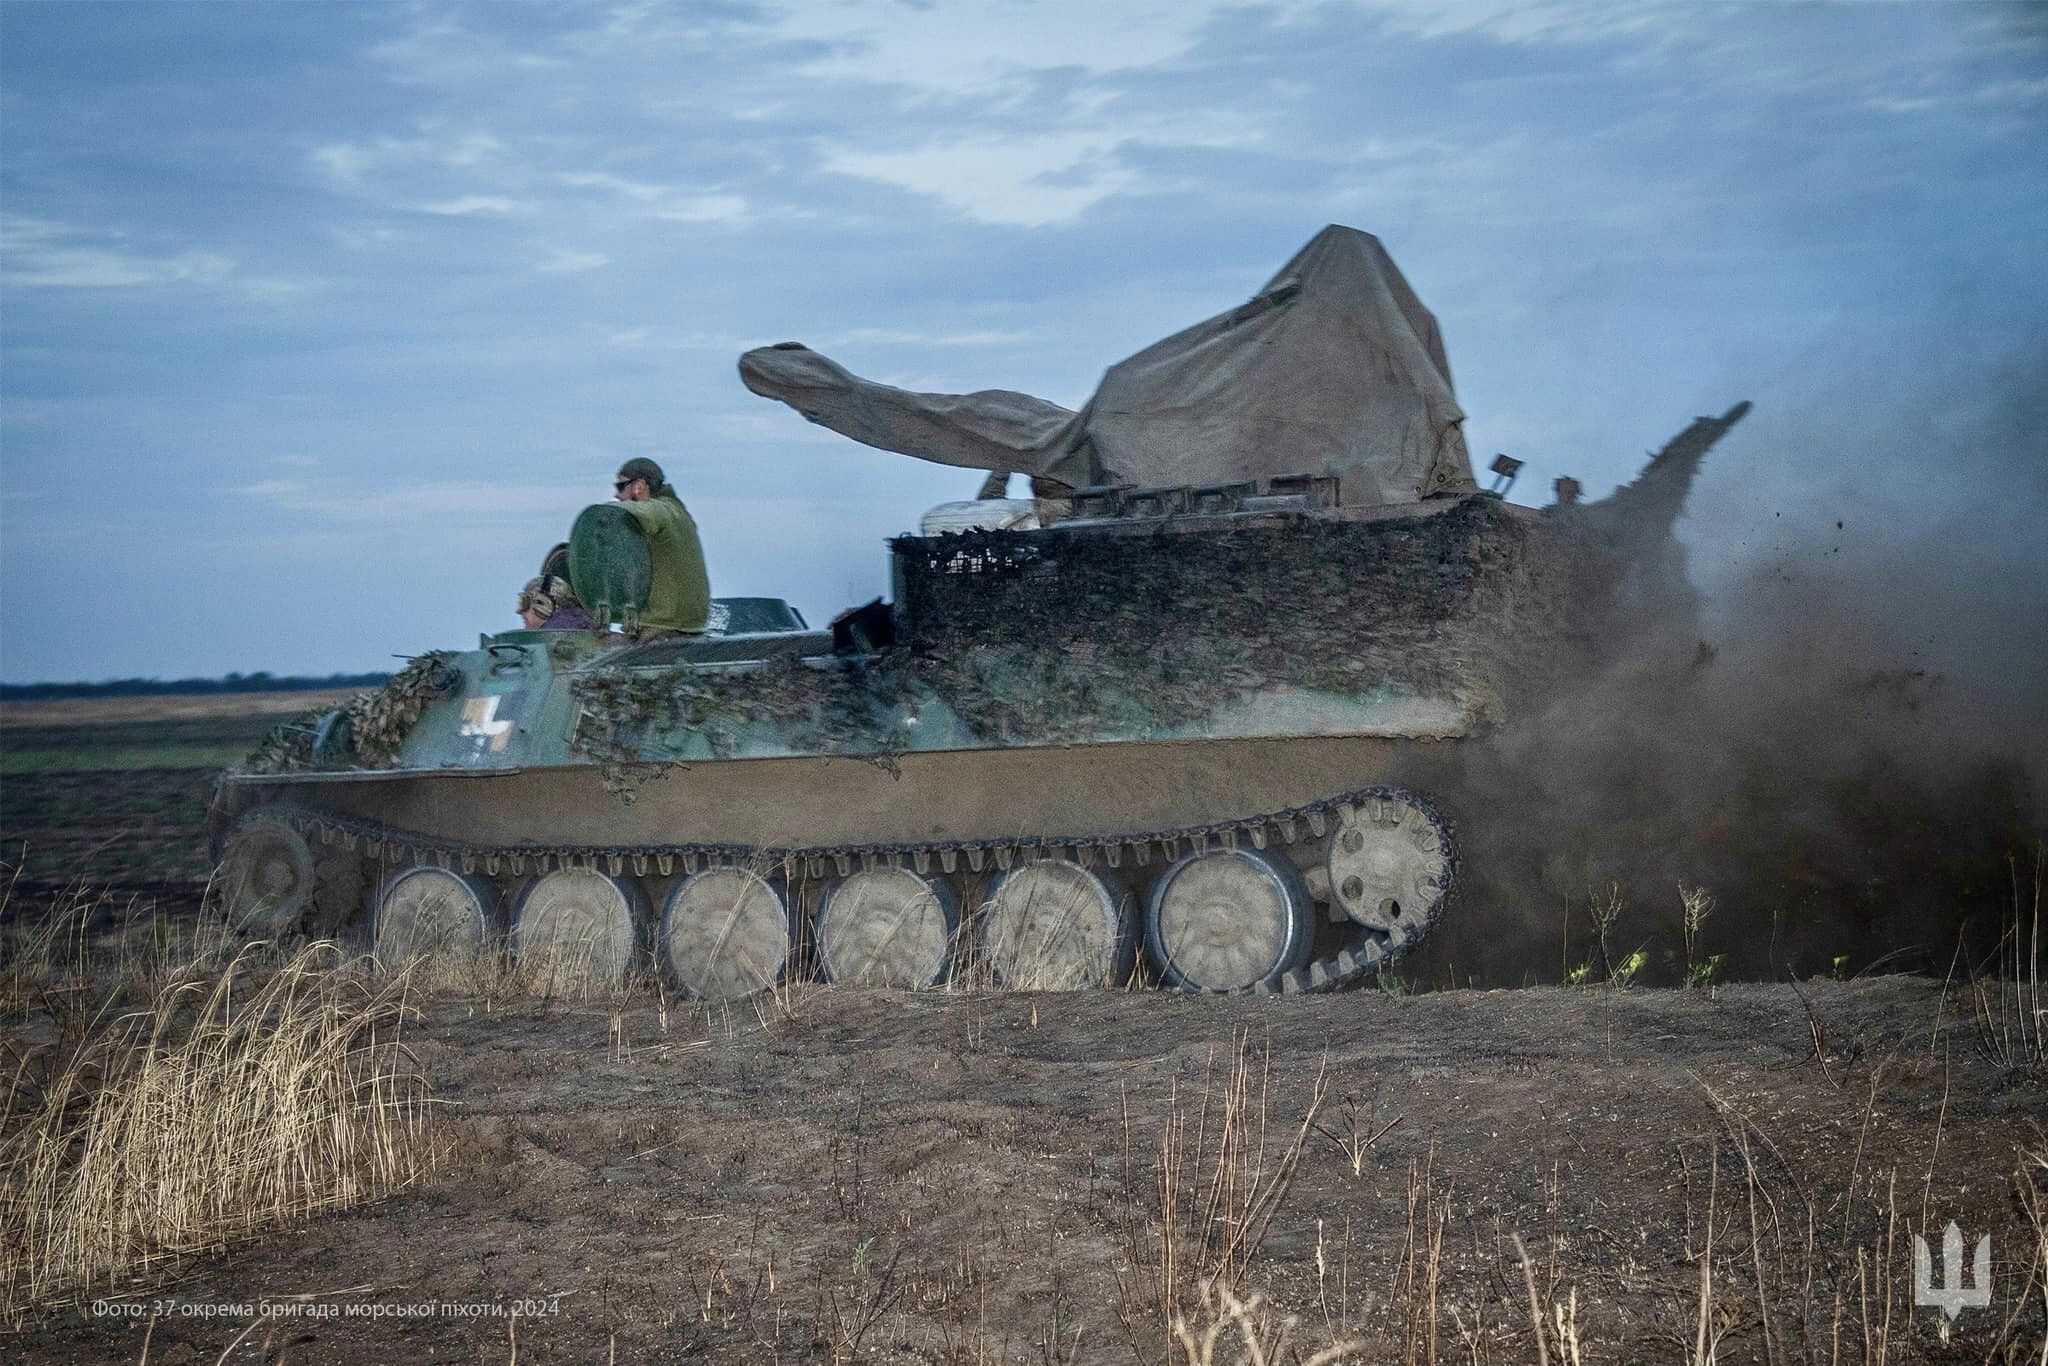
[312,129,506,187]
[1359,0,1674,46]
[558,172,748,224]
[0,215,234,289]
[601,324,747,351]
[1865,73,2048,114]
[706,409,858,448]
[366,14,569,87]
[648,194,748,224]
[767,0,1220,96]
[814,76,1265,224]
[538,247,609,274]
[417,195,530,216]
[832,327,1039,348]
[558,170,668,203]
[821,134,1138,227]
[226,477,593,526]
[328,223,414,251]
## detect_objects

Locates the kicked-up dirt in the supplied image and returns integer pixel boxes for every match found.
[11,976,2044,1364]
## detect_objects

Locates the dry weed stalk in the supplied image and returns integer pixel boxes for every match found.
[2004,1144,2048,1362]
[1588,882,1626,983]
[1117,1031,1331,1362]
[1395,1145,1451,1361]
[1679,883,1723,990]
[1169,1278,1363,1365]
[0,941,438,1314]
[1,873,243,1017]
[1970,846,2045,1072]
[1312,1092,1403,1178]
[1678,1077,1966,1366]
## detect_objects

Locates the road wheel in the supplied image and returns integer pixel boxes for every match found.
[374,866,495,972]
[1144,848,1313,993]
[512,867,643,990]
[982,861,1134,990]
[659,868,793,1000]
[1326,793,1452,939]
[816,867,957,988]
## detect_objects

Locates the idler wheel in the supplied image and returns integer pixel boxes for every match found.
[220,807,316,936]
[373,866,495,969]
[512,867,643,989]
[1144,848,1314,993]
[816,867,957,988]
[1326,794,1451,937]
[658,868,793,1000]
[981,861,1134,990]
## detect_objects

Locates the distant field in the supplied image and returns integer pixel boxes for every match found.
[2,718,278,774]
[0,689,366,889]
[0,687,360,730]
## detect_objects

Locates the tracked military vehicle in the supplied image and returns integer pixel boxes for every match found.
[213,226,1748,998]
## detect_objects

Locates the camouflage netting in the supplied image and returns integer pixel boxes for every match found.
[569,497,1644,758]
[890,497,1591,743]
[241,497,1685,783]
[238,652,459,776]
[569,654,915,768]
[238,707,325,775]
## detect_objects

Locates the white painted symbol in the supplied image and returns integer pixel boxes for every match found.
[460,696,515,753]
[1912,1222,1990,1320]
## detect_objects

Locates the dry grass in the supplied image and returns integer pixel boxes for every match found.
[1169,1279,1365,1366]
[1089,1016,2041,1365]
[2013,1143,2048,1360]
[1967,847,2044,1074]
[1115,1029,1356,1363]
[0,938,438,1317]
[0,870,242,1018]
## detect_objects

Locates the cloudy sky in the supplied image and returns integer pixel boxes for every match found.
[2,1,2043,682]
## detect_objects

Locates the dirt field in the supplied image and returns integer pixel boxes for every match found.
[9,975,2043,1364]
[0,691,353,892]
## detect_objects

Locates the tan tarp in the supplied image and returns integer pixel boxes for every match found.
[738,224,1475,507]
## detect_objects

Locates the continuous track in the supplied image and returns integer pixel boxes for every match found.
[242,780,1456,995]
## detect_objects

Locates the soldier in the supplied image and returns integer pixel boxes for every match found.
[516,574,593,631]
[611,457,712,634]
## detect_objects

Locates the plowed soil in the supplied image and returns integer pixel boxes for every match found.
[0,692,334,891]
[12,977,2043,1364]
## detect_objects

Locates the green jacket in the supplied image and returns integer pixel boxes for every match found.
[619,487,711,632]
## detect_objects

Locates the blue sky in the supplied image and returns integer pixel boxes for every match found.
[2,1,2043,681]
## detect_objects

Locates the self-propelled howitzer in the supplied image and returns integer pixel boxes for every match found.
[212,223,1749,998]
[209,400,1746,999]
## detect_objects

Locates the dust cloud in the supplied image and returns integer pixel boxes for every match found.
[1408,343,2046,987]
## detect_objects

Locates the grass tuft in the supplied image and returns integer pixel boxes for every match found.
[0,940,439,1316]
